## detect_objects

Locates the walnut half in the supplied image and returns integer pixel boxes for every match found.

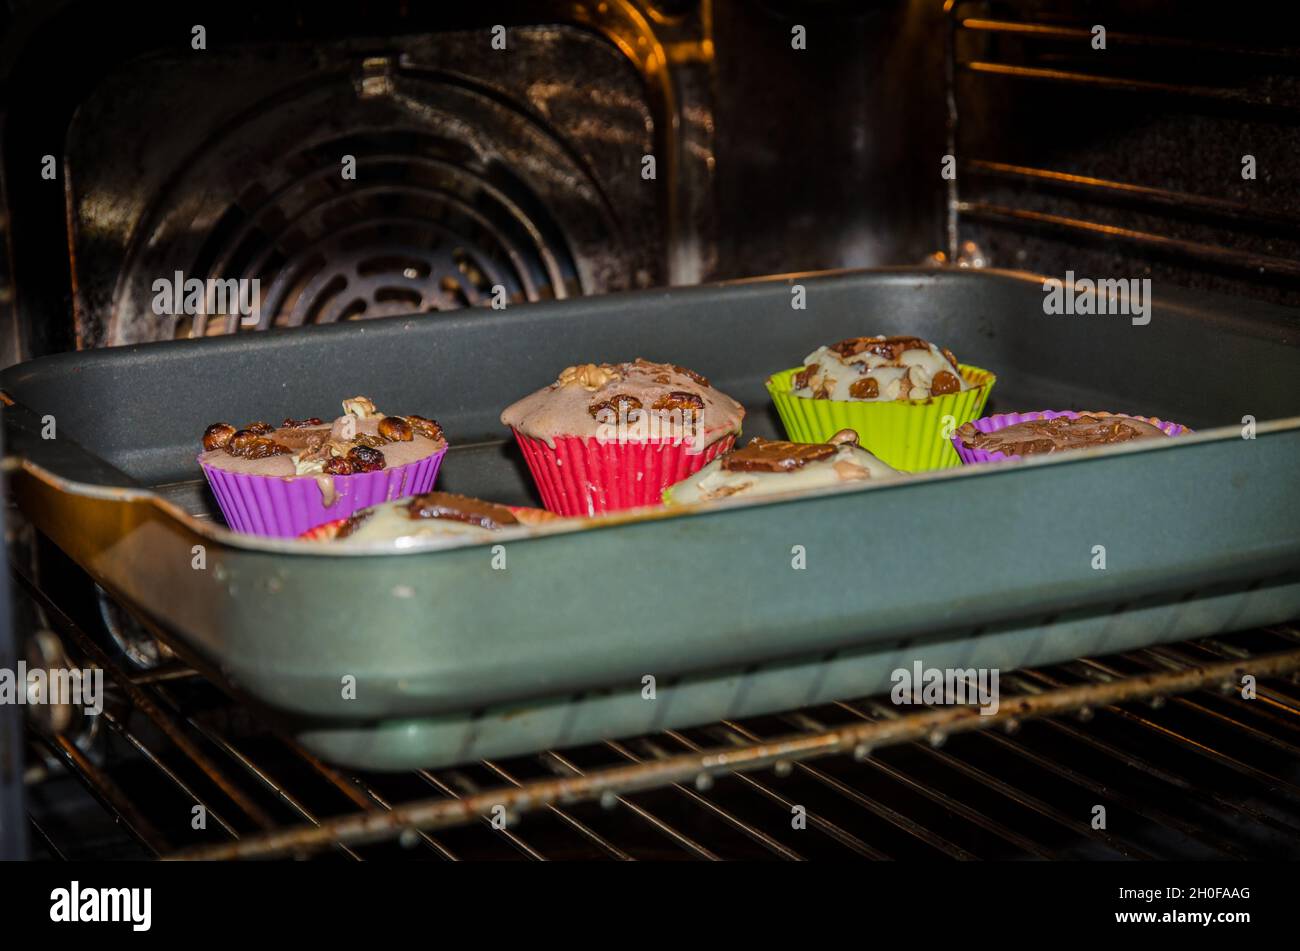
[557,363,620,391]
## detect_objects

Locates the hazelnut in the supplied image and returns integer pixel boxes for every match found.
[407,415,444,441]
[378,415,414,442]
[203,422,236,452]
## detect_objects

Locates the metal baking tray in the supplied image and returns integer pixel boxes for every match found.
[4,268,1300,770]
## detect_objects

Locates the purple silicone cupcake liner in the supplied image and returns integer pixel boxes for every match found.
[950,410,1190,466]
[200,446,447,537]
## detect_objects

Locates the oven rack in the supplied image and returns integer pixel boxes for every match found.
[17,564,1300,861]
[945,2,1300,295]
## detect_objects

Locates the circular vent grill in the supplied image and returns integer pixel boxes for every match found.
[177,129,577,338]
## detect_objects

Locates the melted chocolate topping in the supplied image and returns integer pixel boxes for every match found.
[960,414,1168,456]
[721,437,837,473]
[404,492,519,530]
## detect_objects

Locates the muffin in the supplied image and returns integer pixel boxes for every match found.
[664,429,898,505]
[301,491,557,544]
[501,359,745,516]
[766,335,995,472]
[952,410,1189,465]
[199,396,448,536]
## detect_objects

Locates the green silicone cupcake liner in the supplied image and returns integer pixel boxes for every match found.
[765,364,996,472]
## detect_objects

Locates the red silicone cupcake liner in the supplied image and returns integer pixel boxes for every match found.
[950,410,1190,465]
[511,431,737,516]
[200,446,447,537]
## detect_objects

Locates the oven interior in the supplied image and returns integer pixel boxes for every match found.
[3,0,1300,860]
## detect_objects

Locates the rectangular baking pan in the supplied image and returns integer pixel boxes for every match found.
[4,268,1300,770]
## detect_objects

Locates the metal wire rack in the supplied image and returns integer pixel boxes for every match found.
[944,2,1300,300]
[17,561,1300,861]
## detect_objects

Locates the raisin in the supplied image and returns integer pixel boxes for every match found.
[203,422,236,451]
[407,415,444,441]
[588,394,643,421]
[346,445,386,472]
[245,421,274,435]
[323,457,354,476]
[849,378,879,399]
[930,370,961,396]
[282,417,324,429]
[652,391,704,414]
[243,437,291,460]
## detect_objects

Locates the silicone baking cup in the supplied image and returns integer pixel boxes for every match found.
[950,410,1190,466]
[765,364,995,472]
[511,430,737,516]
[200,446,447,538]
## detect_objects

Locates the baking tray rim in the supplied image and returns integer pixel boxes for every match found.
[6,415,1297,557]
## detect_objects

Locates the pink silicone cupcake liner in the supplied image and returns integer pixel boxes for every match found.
[200,446,447,537]
[950,410,1190,465]
[512,431,736,517]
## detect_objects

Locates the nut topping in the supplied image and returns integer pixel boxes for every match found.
[241,437,291,460]
[226,429,262,455]
[930,370,961,396]
[672,364,710,387]
[203,423,236,452]
[588,394,643,421]
[557,363,620,390]
[282,417,324,429]
[828,336,932,361]
[407,415,444,442]
[244,421,274,436]
[378,415,414,442]
[848,377,879,399]
[346,445,386,472]
[342,396,380,419]
[651,391,705,417]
